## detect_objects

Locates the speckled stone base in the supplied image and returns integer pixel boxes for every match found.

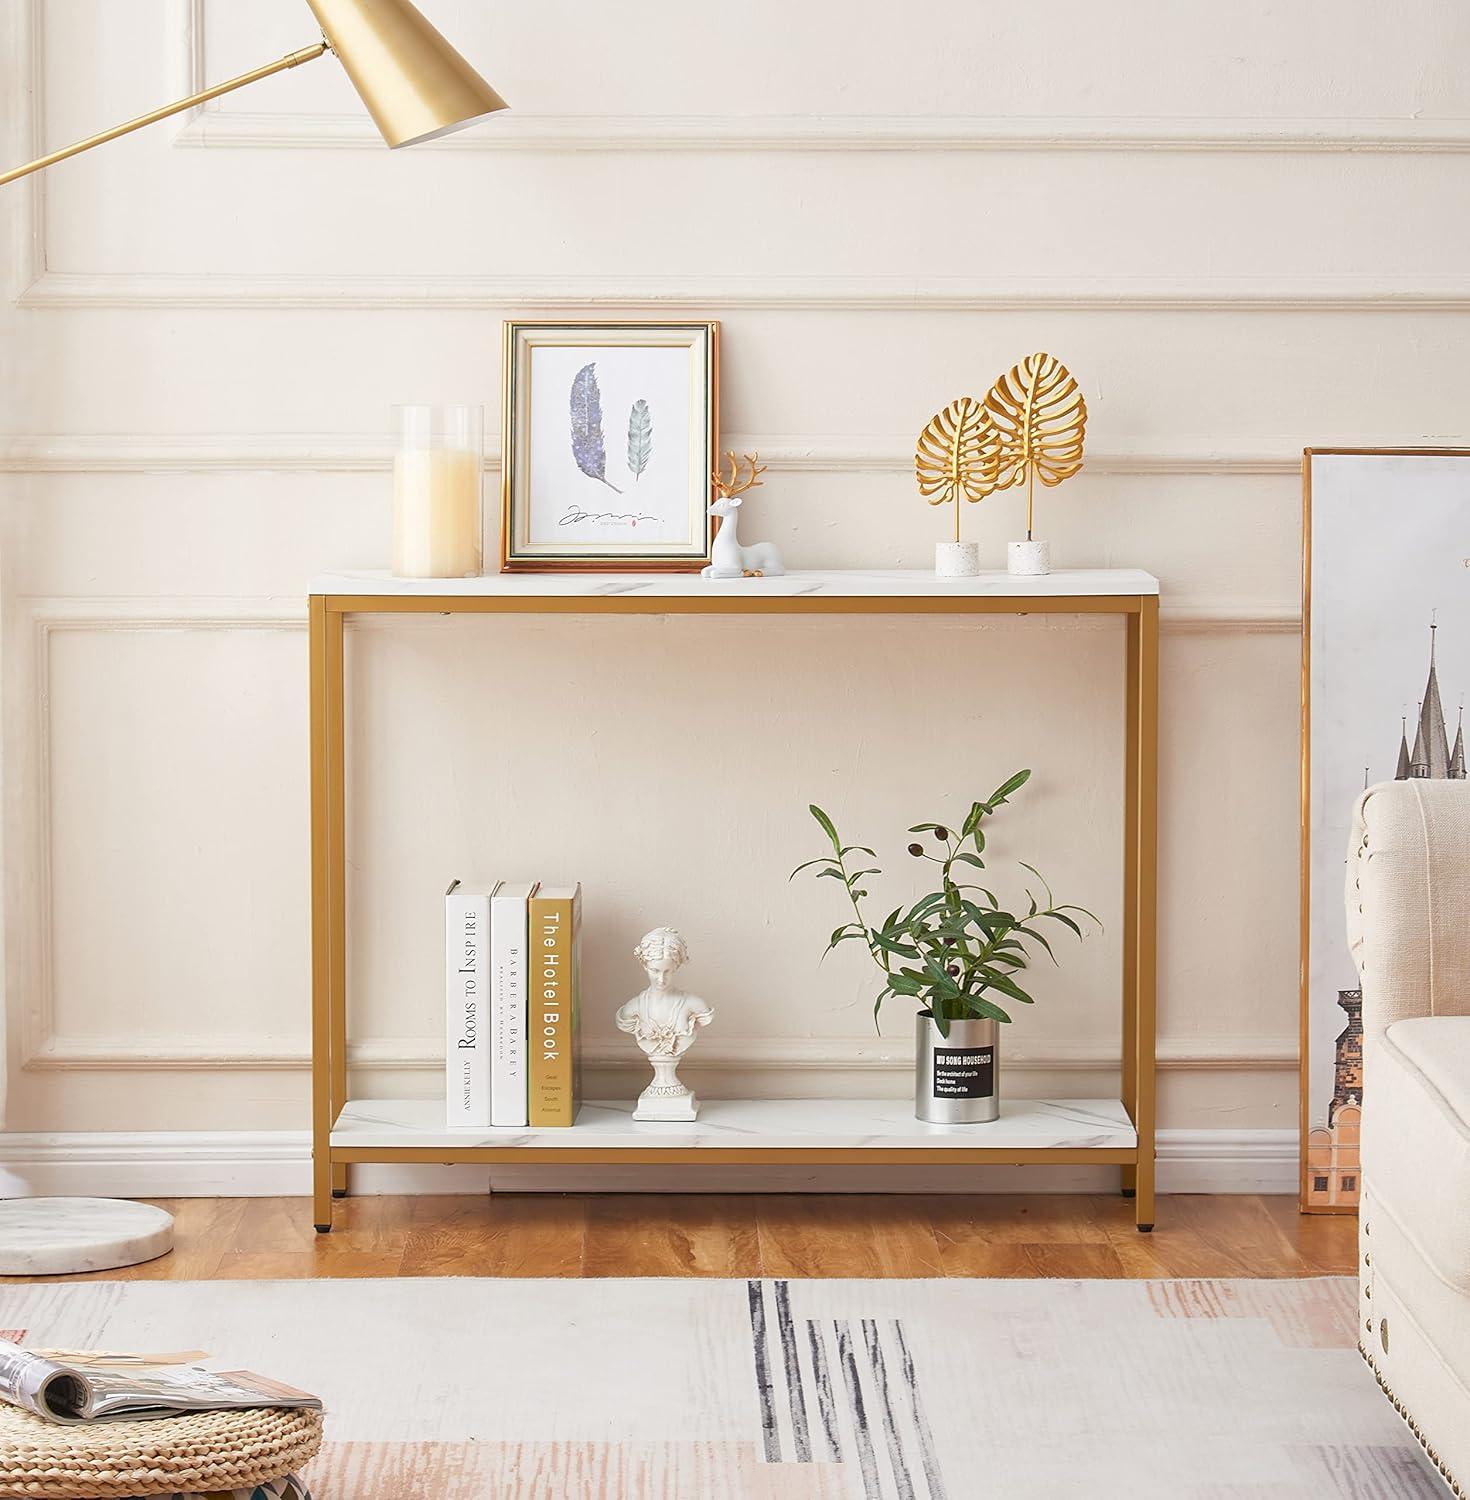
[0,1197,174,1275]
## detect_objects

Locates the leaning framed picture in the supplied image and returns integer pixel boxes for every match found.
[500,320,719,571]
[1301,447,1470,1212]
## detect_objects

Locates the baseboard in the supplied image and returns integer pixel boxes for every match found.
[0,1127,1298,1198]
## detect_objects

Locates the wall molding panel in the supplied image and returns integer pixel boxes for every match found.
[171,4,1470,158]
[20,1032,1299,1075]
[22,271,1470,312]
[16,598,306,1077]
[3,0,45,301]
[0,431,1326,476]
[173,111,1470,158]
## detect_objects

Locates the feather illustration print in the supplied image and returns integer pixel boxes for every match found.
[570,362,621,493]
[627,399,652,482]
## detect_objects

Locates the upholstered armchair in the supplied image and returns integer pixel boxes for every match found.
[1347,779,1470,1497]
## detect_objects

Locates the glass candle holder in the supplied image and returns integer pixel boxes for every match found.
[391,404,484,578]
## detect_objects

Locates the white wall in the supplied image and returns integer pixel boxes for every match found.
[2,0,1467,1189]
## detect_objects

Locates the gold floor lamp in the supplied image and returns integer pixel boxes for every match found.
[1,0,507,185]
[0,0,505,1276]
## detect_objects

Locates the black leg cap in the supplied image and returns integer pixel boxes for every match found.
[314,1223,332,1234]
[1121,1187,1136,1198]
[1137,1223,1154,1234]
[333,1188,348,1199]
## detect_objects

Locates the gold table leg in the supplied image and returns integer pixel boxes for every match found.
[1121,608,1140,1199]
[326,607,349,1204]
[309,596,334,1230]
[1130,597,1160,1231]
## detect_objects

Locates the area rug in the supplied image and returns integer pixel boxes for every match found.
[0,1277,1437,1499]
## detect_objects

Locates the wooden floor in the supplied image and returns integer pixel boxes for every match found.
[4,1194,1358,1282]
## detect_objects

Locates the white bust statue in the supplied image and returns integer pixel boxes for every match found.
[615,927,714,1121]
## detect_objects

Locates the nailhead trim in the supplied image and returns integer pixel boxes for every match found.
[1359,1343,1465,1498]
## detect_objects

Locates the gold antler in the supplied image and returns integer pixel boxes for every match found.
[712,451,768,499]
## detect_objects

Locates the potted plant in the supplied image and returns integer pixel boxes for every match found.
[791,769,1096,1123]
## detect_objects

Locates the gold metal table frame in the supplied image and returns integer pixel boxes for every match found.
[308,580,1159,1232]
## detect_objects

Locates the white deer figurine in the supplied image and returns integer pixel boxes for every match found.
[701,452,785,579]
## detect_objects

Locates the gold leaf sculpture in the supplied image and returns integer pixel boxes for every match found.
[914,396,1002,543]
[983,352,1087,539]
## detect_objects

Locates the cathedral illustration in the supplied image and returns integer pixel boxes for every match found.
[1391,621,1467,782]
[1307,623,1464,1209]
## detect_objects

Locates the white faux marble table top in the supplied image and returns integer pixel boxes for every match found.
[309,567,1159,600]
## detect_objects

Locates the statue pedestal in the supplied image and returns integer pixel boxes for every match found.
[633,1058,699,1121]
[634,1089,699,1122]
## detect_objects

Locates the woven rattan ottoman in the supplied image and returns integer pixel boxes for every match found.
[0,1402,321,1499]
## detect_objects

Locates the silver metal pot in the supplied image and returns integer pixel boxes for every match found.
[915,1015,999,1124]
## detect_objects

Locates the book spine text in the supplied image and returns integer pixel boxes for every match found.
[528,893,577,1127]
[489,891,529,1127]
[445,890,491,1127]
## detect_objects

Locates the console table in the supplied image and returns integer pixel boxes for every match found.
[308,568,1160,1231]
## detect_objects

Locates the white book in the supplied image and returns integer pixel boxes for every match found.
[489,881,537,1127]
[445,880,493,1128]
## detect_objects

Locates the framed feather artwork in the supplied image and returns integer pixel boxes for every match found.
[501,321,719,571]
[1301,447,1470,1212]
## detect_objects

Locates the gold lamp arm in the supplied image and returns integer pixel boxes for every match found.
[0,40,329,187]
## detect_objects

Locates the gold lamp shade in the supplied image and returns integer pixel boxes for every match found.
[305,0,508,148]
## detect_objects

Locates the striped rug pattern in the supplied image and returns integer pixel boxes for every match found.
[0,1275,1439,1499]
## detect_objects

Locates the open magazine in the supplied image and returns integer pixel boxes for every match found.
[0,1345,321,1425]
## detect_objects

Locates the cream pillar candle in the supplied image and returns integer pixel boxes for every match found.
[391,405,484,578]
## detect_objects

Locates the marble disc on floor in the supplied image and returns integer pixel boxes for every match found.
[0,1196,174,1275]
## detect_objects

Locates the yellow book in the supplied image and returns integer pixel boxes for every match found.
[528,885,581,1127]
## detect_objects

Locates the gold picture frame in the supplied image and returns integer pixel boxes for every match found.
[500,320,719,572]
[1300,446,1470,1213]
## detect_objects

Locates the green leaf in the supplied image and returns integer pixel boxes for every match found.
[976,969,1034,1004]
[1058,902,1102,928]
[990,768,1032,804]
[1046,910,1084,938]
[904,892,950,922]
[1016,924,1057,963]
[789,856,835,881]
[1018,861,1054,905]
[960,899,1014,931]
[962,801,985,836]
[808,803,842,854]
[920,953,960,989]
[872,933,922,960]
[949,852,987,870]
[963,995,1014,1024]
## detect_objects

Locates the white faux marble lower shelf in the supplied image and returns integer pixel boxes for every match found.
[330,1097,1138,1158]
